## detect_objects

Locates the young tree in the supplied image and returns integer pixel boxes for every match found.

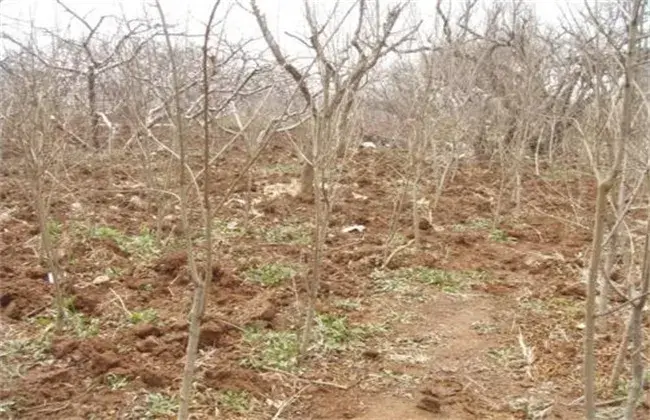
[251,0,419,356]
[571,0,645,417]
[2,50,70,329]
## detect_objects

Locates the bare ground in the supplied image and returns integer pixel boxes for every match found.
[1,140,648,419]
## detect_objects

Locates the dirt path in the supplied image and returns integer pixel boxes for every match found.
[349,290,513,420]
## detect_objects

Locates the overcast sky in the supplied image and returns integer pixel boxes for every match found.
[1,0,583,51]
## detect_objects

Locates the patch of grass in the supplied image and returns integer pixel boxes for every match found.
[546,297,582,318]
[218,390,252,414]
[383,308,416,325]
[452,218,515,243]
[106,373,129,390]
[489,228,515,243]
[471,321,498,335]
[540,167,586,182]
[129,308,158,325]
[0,332,53,379]
[371,270,418,295]
[68,312,101,338]
[244,263,297,287]
[334,299,362,311]
[241,328,299,371]
[487,346,519,367]
[46,219,63,240]
[452,218,491,232]
[212,218,246,238]
[372,266,487,294]
[410,267,464,290]
[518,297,548,314]
[132,393,178,419]
[89,224,160,259]
[262,222,311,245]
[240,315,384,370]
[314,313,386,352]
[144,393,178,418]
[47,297,102,337]
[33,301,100,338]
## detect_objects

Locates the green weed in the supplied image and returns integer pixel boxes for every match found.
[133,393,178,418]
[244,263,297,286]
[129,308,158,325]
[241,328,299,371]
[372,266,486,294]
[218,390,251,413]
[314,313,386,352]
[106,373,129,390]
[212,219,246,238]
[68,313,101,338]
[334,299,362,311]
[89,225,159,258]
[263,223,311,245]
[452,218,491,232]
[46,219,63,239]
[489,228,515,243]
[0,333,53,379]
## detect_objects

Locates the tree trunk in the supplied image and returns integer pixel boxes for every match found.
[87,66,100,149]
[584,181,612,420]
[300,158,315,198]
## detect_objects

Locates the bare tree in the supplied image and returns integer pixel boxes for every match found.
[251,0,418,197]
[570,0,645,417]
[2,1,153,149]
[2,50,69,329]
[250,0,419,356]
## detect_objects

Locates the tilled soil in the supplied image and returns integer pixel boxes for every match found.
[1,142,647,419]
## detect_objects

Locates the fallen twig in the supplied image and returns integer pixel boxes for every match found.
[271,384,311,420]
[382,239,415,269]
[109,288,131,317]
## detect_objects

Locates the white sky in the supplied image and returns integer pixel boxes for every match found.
[0,0,582,51]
